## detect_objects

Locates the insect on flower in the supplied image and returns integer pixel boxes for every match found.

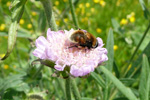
[69,29,98,49]
[32,28,108,77]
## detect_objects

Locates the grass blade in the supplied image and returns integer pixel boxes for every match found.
[139,54,150,100]
[100,66,138,100]
[106,28,114,71]
[91,72,105,88]
[104,28,114,100]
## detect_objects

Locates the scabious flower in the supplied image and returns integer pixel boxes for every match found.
[33,28,108,77]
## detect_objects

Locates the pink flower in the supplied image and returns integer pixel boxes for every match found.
[33,28,108,77]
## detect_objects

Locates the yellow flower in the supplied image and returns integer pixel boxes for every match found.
[113,45,118,51]
[0,24,6,31]
[81,7,85,15]
[56,20,60,25]
[86,13,91,17]
[84,17,88,21]
[85,3,90,8]
[91,8,95,13]
[116,0,120,6]
[63,0,68,2]
[4,65,9,69]
[93,0,99,3]
[13,65,16,68]
[64,18,68,23]
[27,24,32,29]
[96,28,102,33]
[4,36,8,39]
[129,16,135,23]
[127,64,132,71]
[19,19,24,25]
[0,54,5,58]
[6,1,11,7]
[131,12,135,16]
[100,0,106,7]
[55,1,59,6]
[81,18,85,22]
[76,8,80,14]
[32,11,37,16]
[79,3,83,8]
[120,18,128,25]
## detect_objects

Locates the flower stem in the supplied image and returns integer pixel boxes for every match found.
[65,77,71,100]
[71,78,81,100]
[69,0,79,28]
[40,0,58,31]
[123,22,150,77]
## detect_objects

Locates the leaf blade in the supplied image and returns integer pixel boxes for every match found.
[139,54,150,100]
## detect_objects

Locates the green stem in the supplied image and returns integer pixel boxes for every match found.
[71,78,81,100]
[123,22,150,77]
[65,77,71,100]
[40,0,57,31]
[32,65,44,79]
[69,0,79,28]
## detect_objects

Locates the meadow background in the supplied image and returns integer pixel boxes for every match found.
[0,0,150,100]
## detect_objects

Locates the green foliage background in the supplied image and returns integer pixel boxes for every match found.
[0,0,150,100]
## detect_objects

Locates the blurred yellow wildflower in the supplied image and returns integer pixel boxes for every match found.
[100,0,106,7]
[85,3,90,8]
[63,0,68,2]
[129,16,135,23]
[76,8,80,14]
[81,18,85,22]
[4,65,9,69]
[79,3,83,8]
[27,24,32,29]
[4,36,8,39]
[127,64,132,71]
[91,8,95,13]
[55,1,59,6]
[56,20,60,25]
[32,11,37,16]
[6,1,11,7]
[81,8,85,15]
[96,28,102,33]
[116,0,120,6]
[113,45,118,51]
[0,24,6,31]
[19,19,24,25]
[0,54,5,58]
[64,18,68,23]
[93,0,99,3]
[127,12,135,23]
[84,17,88,21]
[120,18,128,25]
[131,12,135,16]
[13,65,16,68]
[86,13,91,17]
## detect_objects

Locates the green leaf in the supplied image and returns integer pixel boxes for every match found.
[10,0,20,9]
[104,28,114,100]
[91,72,105,88]
[100,66,138,100]
[126,42,150,77]
[106,28,114,71]
[38,10,47,32]
[139,54,150,100]
[113,61,120,78]
[120,78,135,86]
[81,97,93,100]
[111,18,124,34]
[139,0,150,20]
[0,0,27,60]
